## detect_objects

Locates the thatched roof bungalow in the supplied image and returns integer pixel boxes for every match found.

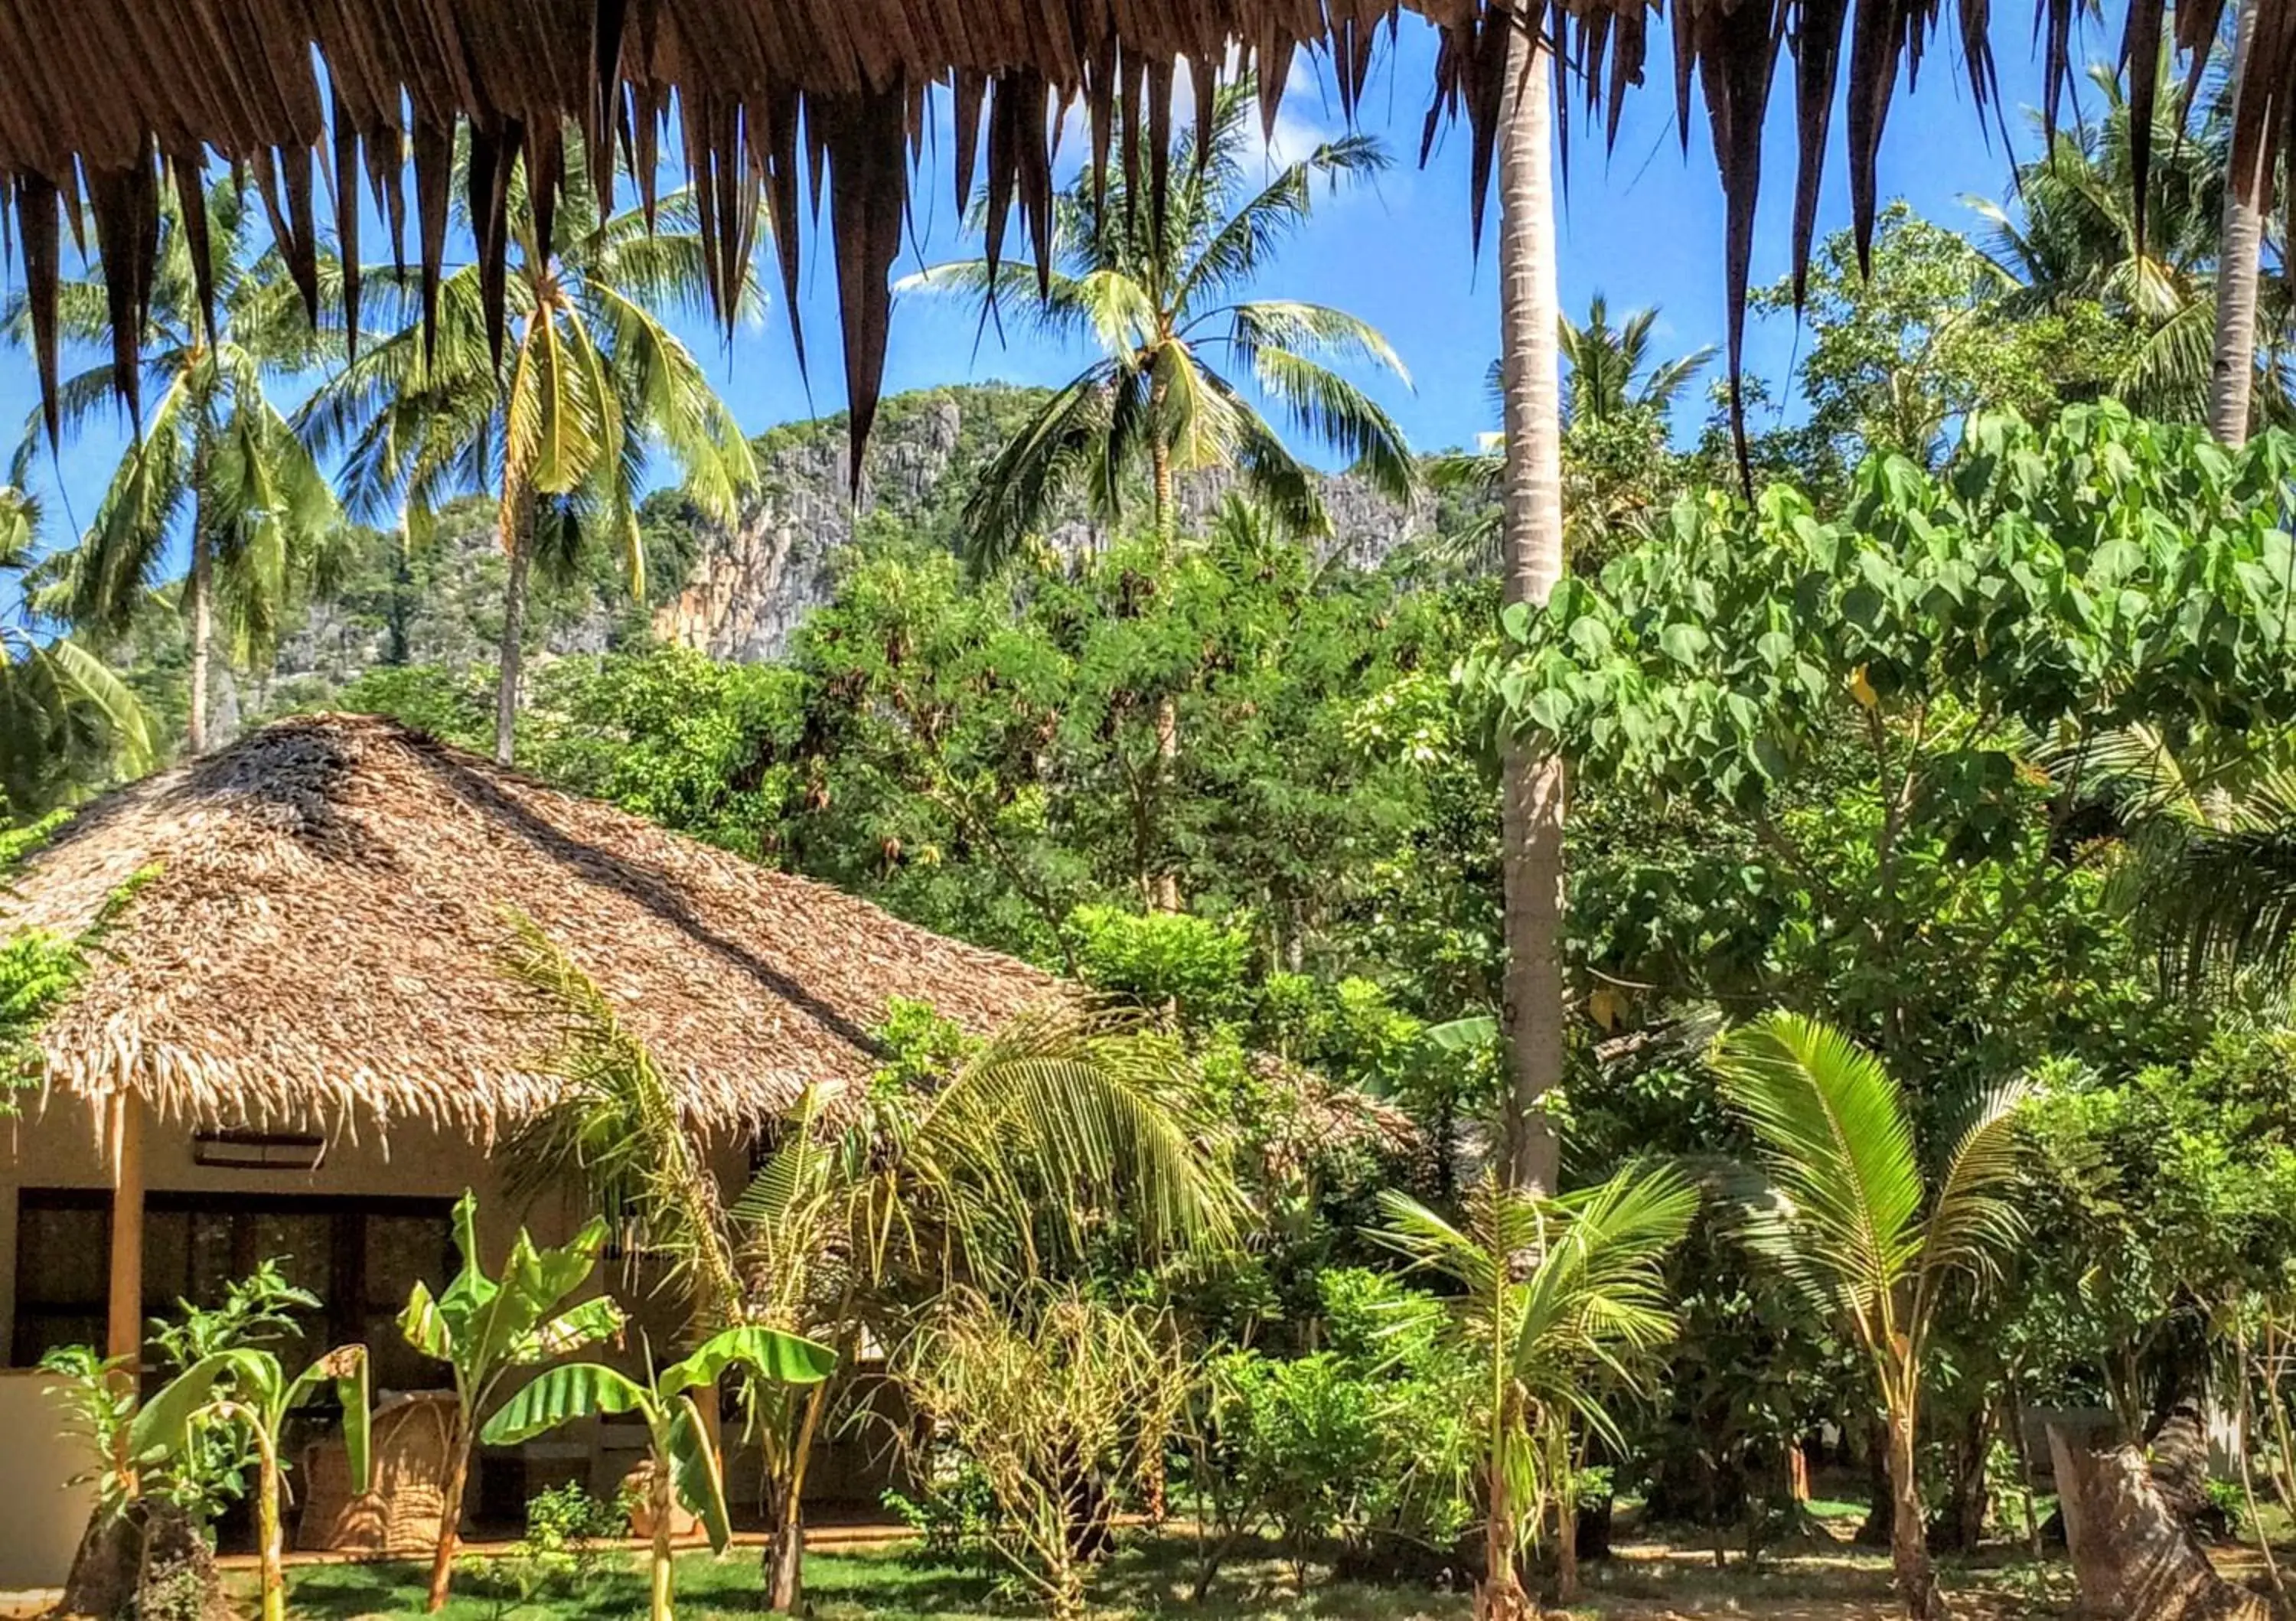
[5,712,1053,1140]
[0,715,1055,1586]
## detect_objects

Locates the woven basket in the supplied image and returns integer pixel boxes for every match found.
[297,1391,458,1555]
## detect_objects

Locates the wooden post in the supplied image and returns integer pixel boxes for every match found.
[106,1092,145,1368]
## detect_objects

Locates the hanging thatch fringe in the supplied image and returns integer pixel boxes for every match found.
[0,0,2252,466]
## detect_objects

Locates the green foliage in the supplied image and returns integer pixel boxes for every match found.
[1206,1351,1387,1578]
[0,813,124,1114]
[1490,407,2296,807]
[132,1333,373,1621]
[1709,1012,2028,1616]
[906,79,1413,560]
[0,492,154,810]
[10,181,341,755]
[1199,1268,1476,1585]
[1375,1166,1698,1599]
[1071,905,1254,1021]
[522,647,807,859]
[1478,406,2288,1132]
[41,1259,319,1531]
[483,1321,835,1621]
[882,1447,1003,1574]
[1746,205,2129,479]
[325,662,496,750]
[400,1189,625,1606]
[2024,1032,2296,1420]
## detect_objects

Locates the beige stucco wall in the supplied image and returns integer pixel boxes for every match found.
[0,1091,609,1359]
[0,1369,96,1590]
[0,1094,595,1590]
[0,1094,889,1590]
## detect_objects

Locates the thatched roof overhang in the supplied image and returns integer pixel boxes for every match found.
[0,0,2229,477]
[0,713,1058,1144]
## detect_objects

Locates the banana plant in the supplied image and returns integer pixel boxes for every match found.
[129,1343,370,1621]
[483,1325,837,1621]
[402,1189,626,1611]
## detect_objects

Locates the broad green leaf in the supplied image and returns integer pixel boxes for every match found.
[510,1296,627,1365]
[400,1280,454,1363]
[481,1362,653,1447]
[1424,1015,1499,1053]
[285,1346,372,1496]
[659,1325,836,1398]
[129,1349,272,1460]
[667,1394,733,1553]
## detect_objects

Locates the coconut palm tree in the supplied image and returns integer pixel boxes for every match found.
[0,488,152,814]
[2060,721,2296,996]
[1491,10,1569,1196]
[905,77,1415,569]
[1972,56,2294,429]
[1557,296,1716,427]
[494,916,1238,1612]
[300,131,756,765]
[1375,1166,1699,1614]
[1425,298,1707,573]
[8,182,339,756]
[1710,1012,2030,1621]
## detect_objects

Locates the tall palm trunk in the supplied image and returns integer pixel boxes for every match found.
[1494,2,1567,1197]
[494,491,533,766]
[186,525,214,755]
[2212,0,2265,448]
[1147,386,1182,912]
[1884,1393,1944,1621]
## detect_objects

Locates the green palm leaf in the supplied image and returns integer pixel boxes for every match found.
[1710,1011,1926,1339]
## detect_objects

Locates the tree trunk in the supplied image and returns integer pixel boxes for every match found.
[649,1460,677,1621]
[2212,0,2265,449]
[187,528,213,755]
[2007,1387,2043,1558]
[2047,1425,2275,1620]
[257,1440,287,1621]
[762,1376,829,1610]
[1493,0,1567,1197]
[425,1425,471,1613]
[1147,362,1177,551]
[1479,1470,1531,1621]
[1886,1403,1945,1621]
[494,517,531,767]
[1150,695,1181,912]
[767,1501,804,1614]
[1938,1401,1991,1554]
[1146,412,1183,912]
[1555,1481,1580,1603]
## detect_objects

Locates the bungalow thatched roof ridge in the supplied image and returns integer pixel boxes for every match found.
[1,713,1058,1142]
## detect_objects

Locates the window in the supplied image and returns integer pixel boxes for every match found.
[10,1192,454,1388]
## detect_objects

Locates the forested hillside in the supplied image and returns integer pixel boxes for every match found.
[103,382,1437,745]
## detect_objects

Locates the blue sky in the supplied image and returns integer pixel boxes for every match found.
[2,14,2092,543]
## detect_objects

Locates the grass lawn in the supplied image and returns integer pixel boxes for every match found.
[245,1533,2100,1621]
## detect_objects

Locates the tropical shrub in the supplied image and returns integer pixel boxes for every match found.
[891,1289,1189,1621]
[1376,1167,1699,1614]
[1711,1011,2029,1621]
[482,1325,836,1621]
[132,1339,372,1621]
[1205,1350,1386,1586]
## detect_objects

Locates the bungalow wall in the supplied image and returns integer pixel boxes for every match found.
[0,1094,895,1591]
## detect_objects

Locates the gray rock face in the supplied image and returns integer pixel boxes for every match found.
[653,384,1433,663]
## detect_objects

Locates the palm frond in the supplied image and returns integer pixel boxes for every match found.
[1709,1011,1926,1339]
